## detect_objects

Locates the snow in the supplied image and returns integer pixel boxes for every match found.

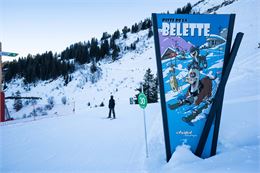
[208,59,223,69]
[161,144,260,173]
[0,103,162,173]
[1,0,260,173]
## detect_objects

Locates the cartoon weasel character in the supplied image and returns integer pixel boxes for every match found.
[182,68,212,105]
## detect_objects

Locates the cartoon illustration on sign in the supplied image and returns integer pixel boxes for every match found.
[153,14,235,159]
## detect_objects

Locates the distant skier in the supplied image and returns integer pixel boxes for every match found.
[107,95,116,119]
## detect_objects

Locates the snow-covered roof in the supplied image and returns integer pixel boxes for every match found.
[207,34,226,41]
[162,47,177,56]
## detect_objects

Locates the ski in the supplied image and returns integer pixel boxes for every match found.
[182,99,213,123]
[168,99,191,110]
[168,102,182,110]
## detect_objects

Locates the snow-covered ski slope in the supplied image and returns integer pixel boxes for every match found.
[0,103,162,172]
[1,0,260,172]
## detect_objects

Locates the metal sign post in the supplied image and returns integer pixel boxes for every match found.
[138,85,149,158]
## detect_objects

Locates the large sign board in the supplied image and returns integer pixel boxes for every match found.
[152,14,235,161]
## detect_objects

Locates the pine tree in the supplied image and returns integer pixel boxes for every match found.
[112,46,120,61]
[110,38,115,50]
[101,32,111,40]
[100,39,110,58]
[90,58,97,73]
[135,68,158,103]
[112,30,120,40]
[122,26,129,39]
[186,3,192,14]
[176,8,182,14]
[90,38,98,58]
[141,18,152,30]
[143,68,154,103]
[13,90,23,111]
[83,45,90,63]
[175,3,192,14]
[131,23,139,33]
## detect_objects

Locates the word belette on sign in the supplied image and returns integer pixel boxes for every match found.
[162,22,211,37]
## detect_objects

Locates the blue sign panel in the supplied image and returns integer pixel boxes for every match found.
[152,14,235,161]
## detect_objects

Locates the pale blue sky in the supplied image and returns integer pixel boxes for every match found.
[0,0,197,58]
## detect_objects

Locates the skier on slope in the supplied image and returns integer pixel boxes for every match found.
[107,95,116,119]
